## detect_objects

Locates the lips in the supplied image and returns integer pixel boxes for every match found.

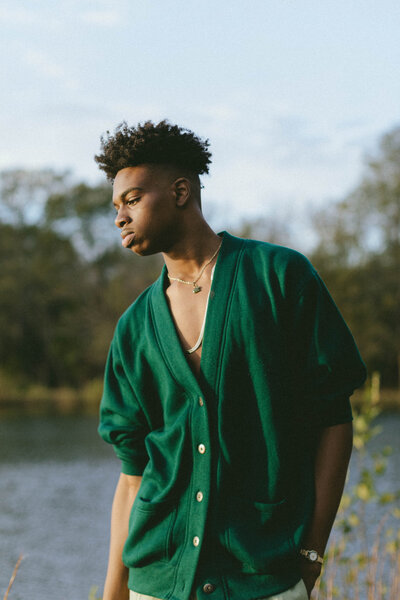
[121,230,135,248]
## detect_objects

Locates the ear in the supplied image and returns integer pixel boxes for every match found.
[173,178,191,207]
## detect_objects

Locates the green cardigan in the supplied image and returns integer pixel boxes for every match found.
[99,232,366,600]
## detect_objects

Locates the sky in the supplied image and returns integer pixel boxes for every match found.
[1,0,400,231]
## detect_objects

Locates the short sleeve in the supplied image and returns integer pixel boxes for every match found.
[98,336,150,475]
[291,270,367,427]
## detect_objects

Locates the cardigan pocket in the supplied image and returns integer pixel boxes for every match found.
[226,498,295,573]
[123,497,178,568]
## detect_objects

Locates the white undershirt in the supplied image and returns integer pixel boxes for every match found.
[186,265,215,354]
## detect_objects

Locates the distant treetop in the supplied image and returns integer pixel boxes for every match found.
[94,120,212,181]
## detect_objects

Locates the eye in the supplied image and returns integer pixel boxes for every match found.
[127,197,140,206]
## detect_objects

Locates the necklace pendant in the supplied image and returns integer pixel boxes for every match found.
[193,285,202,294]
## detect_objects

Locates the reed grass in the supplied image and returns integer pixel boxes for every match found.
[3,555,23,600]
[312,373,400,599]
[313,511,400,599]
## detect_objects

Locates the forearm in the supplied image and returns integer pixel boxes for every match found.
[300,421,353,596]
[103,473,142,600]
[302,421,353,554]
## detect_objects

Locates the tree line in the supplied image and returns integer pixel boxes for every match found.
[0,126,399,392]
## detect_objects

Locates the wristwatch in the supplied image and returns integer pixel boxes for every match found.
[300,549,324,564]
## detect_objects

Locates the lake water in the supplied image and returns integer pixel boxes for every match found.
[1,413,399,600]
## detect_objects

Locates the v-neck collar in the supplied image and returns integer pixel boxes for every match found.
[149,231,245,395]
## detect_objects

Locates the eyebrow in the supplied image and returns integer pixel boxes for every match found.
[113,186,144,206]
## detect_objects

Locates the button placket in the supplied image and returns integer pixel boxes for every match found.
[178,393,210,598]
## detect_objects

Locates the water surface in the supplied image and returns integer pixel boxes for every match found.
[1,413,399,600]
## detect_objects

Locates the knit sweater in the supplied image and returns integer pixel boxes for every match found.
[99,231,366,600]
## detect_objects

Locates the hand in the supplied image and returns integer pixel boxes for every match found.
[300,560,322,599]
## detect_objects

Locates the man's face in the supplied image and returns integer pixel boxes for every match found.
[112,164,180,256]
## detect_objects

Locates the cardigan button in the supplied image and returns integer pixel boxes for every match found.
[203,583,216,594]
[198,444,206,454]
[196,491,203,502]
[193,536,200,547]
[198,397,204,407]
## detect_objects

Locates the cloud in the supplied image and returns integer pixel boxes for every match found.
[0,4,60,28]
[24,49,64,80]
[22,49,79,90]
[80,9,121,27]
[0,5,38,25]
[32,102,113,120]
[193,104,240,123]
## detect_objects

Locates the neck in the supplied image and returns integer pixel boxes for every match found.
[162,220,221,280]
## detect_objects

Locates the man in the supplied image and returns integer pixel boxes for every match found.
[96,120,366,600]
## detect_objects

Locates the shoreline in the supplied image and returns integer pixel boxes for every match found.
[0,384,399,416]
[0,379,103,416]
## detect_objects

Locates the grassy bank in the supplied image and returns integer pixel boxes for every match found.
[0,376,104,416]
[0,379,399,416]
[0,377,399,416]
[351,387,400,412]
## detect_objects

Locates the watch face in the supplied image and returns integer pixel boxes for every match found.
[309,551,318,562]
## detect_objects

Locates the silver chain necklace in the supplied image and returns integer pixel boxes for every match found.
[167,241,222,293]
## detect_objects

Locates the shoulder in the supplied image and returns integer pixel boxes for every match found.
[238,236,317,296]
[241,237,311,267]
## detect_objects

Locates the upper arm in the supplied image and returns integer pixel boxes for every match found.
[315,421,353,468]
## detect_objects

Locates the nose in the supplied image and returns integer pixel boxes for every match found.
[115,205,132,229]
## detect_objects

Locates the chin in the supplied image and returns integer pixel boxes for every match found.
[129,231,170,256]
[130,241,160,257]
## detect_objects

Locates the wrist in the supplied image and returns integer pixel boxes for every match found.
[300,559,322,572]
[300,548,324,565]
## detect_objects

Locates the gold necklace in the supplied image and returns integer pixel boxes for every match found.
[167,241,222,293]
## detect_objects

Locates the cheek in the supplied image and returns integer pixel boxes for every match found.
[148,205,174,228]
[133,205,151,226]
[134,210,164,238]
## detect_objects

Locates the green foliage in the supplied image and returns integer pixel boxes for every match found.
[0,168,69,226]
[0,222,91,386]
[0,171,161,390]
[309,127,400,388]
[233,214,294,247]
[45,180,116,256]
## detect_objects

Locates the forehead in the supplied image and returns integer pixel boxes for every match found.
[112,165,153,201]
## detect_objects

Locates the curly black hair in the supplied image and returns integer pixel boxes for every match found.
[94,120,212,181]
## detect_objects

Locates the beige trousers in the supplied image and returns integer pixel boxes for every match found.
[129,578,308,600]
